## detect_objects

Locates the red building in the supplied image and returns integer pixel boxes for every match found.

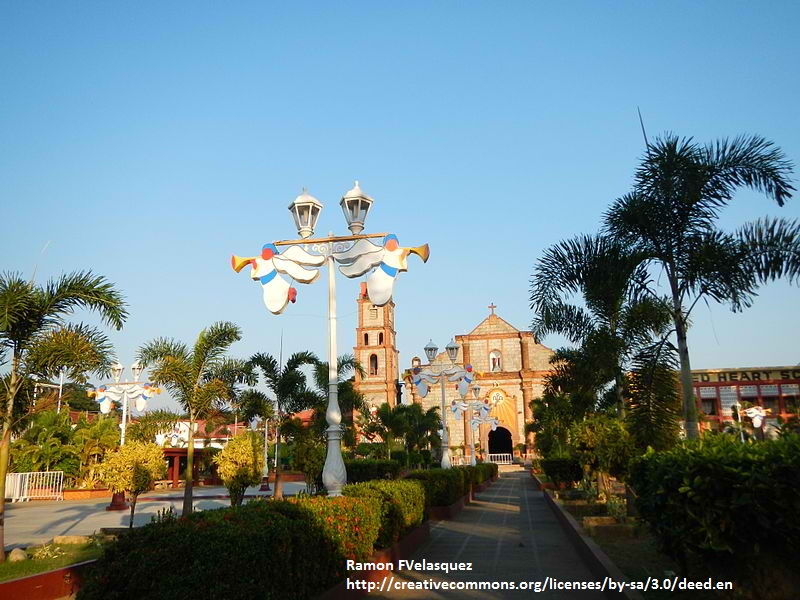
[693,366,800,432]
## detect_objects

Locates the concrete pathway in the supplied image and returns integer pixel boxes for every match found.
[4,482,307,549]
[371,470,605,599]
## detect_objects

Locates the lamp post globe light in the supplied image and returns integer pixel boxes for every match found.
[411,339,477,469]
[232,182,429,496]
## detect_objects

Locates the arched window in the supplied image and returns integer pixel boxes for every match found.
[489,350,502,372]
[379,332,384,345]
[364,333,369,346]
[369,354,379,376]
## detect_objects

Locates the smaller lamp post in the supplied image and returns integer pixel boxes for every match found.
[412,339,477,469]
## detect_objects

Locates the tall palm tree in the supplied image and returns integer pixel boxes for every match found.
[605,134,798,438]
[137,321,253,515]
[247,351,319,499]
[530,234,673,414]
[0,270,126,562]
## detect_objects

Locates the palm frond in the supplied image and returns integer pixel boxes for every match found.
[39,271,128,331]
[25,323,115,382]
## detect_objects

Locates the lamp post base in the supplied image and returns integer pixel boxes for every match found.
[259,476,271,491]
[106,492,128,511]
[322,425,346,497]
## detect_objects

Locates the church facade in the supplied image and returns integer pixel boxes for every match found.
[404,306,554,458]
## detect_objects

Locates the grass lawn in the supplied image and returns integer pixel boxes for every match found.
[590,528,723,599]
[0,542,102,583]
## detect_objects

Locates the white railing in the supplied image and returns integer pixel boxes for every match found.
[487,453,513,465]
[450,455,470,466]
[4,471,64,502]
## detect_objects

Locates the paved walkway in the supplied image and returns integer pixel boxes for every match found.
[4,482,306,549]
[372,470,605,599]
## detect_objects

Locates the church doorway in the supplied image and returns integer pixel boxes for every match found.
[488,426,512,456]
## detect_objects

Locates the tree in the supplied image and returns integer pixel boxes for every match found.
[394,403,440,455]
[531,234,672,415]
[247,351,319,499]
[361,402,410,458]
[126,409,180,445]
[605,134,798,438]
[213,431,264,507]
[72,415,119,488]
[137,322,253,515]
[0,270,126,562]
[101,441,166,528]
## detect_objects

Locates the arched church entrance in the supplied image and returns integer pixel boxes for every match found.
[488,426,512,455]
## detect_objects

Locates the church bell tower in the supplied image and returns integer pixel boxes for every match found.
[354,283,400,408]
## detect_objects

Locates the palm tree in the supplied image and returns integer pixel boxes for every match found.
[0,270,126,562]
[362,402,410,458]
[247,351,319,499]
[604,134,798,438]
[394,403,440,454]
[531,234,673,414]
[137,322,253,515]
[73,415,120,488]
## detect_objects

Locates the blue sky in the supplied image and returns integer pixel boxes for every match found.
[3,2,799,411]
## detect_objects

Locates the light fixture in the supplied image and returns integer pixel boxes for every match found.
[446,339,459,362]
[472,383,481,399]
[288,189,323,239]
[424,340,438,362]
[112,363,124,383]
[131,361,143,381]
[340,181,373,235]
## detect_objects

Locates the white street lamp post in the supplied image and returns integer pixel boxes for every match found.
[232,182,429,496]
[412,339,477,469]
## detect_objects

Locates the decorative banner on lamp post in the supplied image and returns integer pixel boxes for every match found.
[232,233,429,312]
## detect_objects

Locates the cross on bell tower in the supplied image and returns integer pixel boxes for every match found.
[488,302,497,315]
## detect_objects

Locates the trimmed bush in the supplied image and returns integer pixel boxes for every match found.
[290,495,381,564]
[343,479,425,547]
[457,465,481,486]
[540,457,582,488]
[475,462,496,483]
[345,459,401,482]
[405,468,465,507]
[629,435,800,598]
[390,449,409,466]
[79,500,342,599]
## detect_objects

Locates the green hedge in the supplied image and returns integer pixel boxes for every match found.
[540,457,582,488]
[629,435,800,598]
[343,479,425,548]
[475,462,497,482]
[78,497,380,600]
[405,468,466,507]
[345,459,401,482]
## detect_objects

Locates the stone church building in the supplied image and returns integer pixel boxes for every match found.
[353,285,554,457]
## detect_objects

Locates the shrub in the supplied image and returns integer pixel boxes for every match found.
[345,459,400,482]
[405,468,465,507]
[475,462,496,482]
[213,432,264,506]
[457,465,481,487]
[390,450,409,467]
[419,449,432,466]
[343,479,425,547]
[540,456,582,488]
[100,442,166,528]
[629,435,800,599]
[354,442,384,459]
[79,500,341,600]
[290,495,381,566]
